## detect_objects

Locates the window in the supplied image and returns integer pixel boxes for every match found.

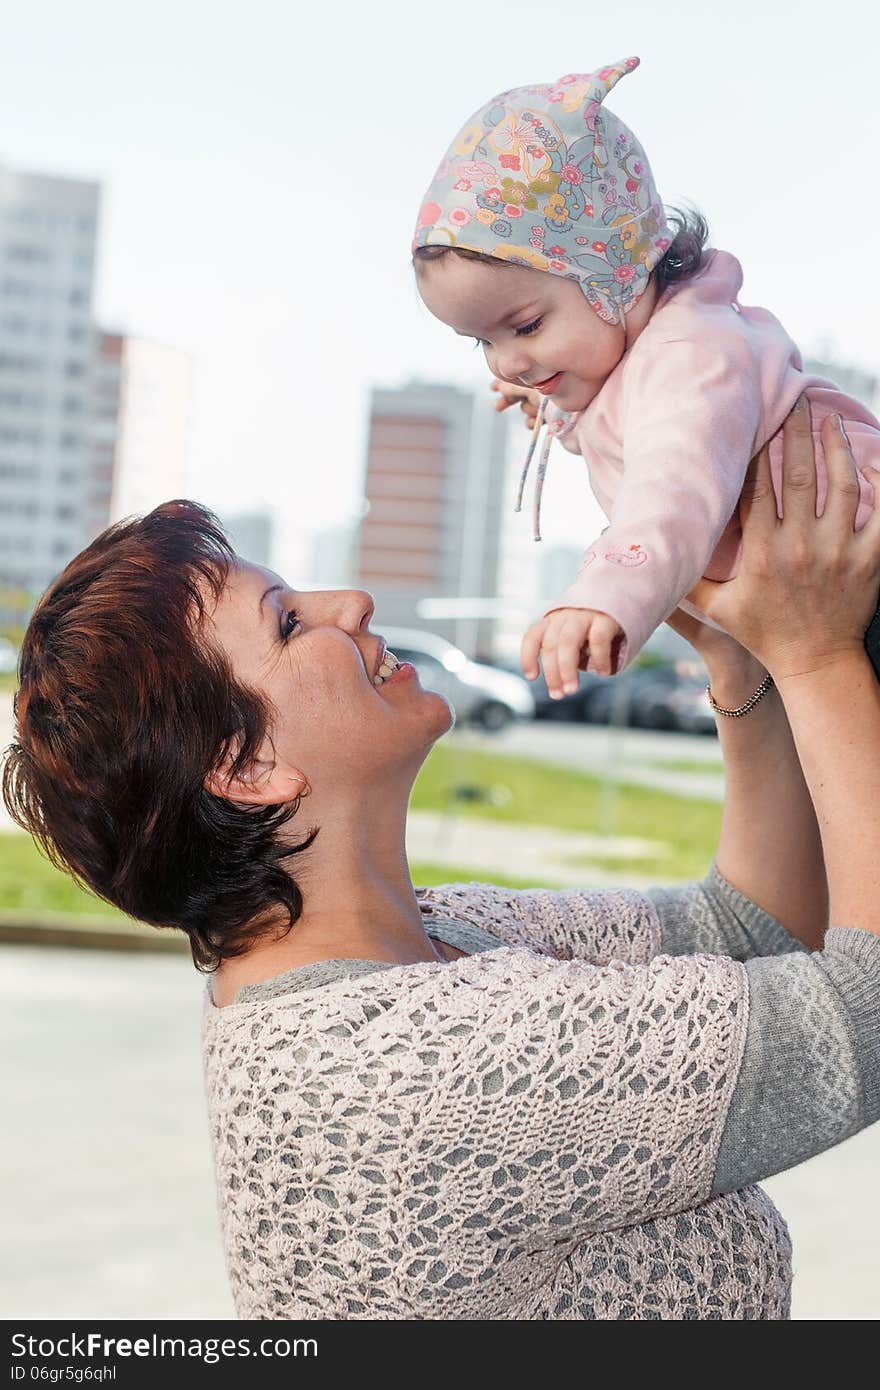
[5,244,50,264]
[0,426,42,445]
[1,279,33,300]
[0,351,44,371]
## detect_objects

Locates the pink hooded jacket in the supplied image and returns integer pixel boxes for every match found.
[543,249,880,670]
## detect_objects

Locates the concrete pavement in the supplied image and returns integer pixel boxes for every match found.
[2,945,235,1320]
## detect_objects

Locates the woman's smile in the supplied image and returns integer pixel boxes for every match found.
[375,657,417,690]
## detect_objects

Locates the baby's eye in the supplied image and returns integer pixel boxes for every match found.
[472,337,488,350]
[515,317,543,337]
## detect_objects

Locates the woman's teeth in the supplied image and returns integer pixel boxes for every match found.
[373,652,401,686]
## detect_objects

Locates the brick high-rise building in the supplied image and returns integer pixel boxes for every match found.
[355,382,508,655]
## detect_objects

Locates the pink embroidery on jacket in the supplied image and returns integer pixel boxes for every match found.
[605,544,648,567]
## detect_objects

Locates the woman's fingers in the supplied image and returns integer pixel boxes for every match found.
[859,466,880,548]
[737,438,777,548]
[780,394,818,524]
[820,413,862,532]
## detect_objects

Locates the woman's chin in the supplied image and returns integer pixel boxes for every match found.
[434,693,457,736]
[422,690,456,741]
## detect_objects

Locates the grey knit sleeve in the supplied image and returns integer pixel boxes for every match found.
[644,862,809,961]
[710,926,880,1195]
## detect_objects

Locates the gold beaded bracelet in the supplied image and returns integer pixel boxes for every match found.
[706,671,774,718]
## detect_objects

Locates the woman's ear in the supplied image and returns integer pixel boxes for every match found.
[204,749,310,806]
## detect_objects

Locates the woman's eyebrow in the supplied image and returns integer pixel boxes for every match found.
[258,584,283,616]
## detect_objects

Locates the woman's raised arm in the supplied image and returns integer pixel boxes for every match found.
[691,399,880,942]
[653,605,828,952]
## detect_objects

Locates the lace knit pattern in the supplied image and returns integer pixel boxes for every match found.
[203,883,795,1319]
[416,880,663,965]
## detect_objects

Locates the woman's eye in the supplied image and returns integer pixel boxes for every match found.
[280,610,300,641]
[515,317,543,337]
[472,337,488,350]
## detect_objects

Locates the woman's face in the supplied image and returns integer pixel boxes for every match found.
[205,559,454,799]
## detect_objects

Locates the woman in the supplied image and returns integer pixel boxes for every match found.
[4,403,880,1320]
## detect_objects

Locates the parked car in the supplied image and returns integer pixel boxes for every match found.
[382,627,535,732]
[493,659,607,722]
[578,665,669,728]
[586,664,716,735]
[663,679,716,735]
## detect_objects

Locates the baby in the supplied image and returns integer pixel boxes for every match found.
[412,57,880,696]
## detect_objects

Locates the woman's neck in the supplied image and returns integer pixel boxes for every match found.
[211,791,442,1002]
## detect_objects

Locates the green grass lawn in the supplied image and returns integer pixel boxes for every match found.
[412,742,720,879]
[0,833,124,917]
[0,742,721,925]
[0,672,17,694]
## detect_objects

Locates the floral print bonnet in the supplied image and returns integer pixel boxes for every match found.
[413,57,673,540]
[413,56,671,326]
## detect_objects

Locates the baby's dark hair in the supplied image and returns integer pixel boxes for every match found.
[414,205,710,294]
[652,206,709,292]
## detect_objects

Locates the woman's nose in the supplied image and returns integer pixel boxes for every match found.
[330,588,374,634]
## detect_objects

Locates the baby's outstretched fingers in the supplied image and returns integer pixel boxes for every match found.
[555,611,594,693]
[520,618,547,681]
[535,609,585,698]
[587,612,622,679]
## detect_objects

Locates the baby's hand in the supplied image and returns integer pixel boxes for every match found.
[490,378,541,428]
[521,607,624,693]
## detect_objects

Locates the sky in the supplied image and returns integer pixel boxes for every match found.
[3,0,879,567]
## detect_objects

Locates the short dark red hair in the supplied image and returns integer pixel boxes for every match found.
[2,500,317,971]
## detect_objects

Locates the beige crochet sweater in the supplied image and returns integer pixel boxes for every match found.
[202,877,813,1320]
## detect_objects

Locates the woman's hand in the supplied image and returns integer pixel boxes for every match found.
[490,378,541,428]
[688,398,880,682]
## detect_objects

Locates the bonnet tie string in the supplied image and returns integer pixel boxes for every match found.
[511,397,544,542]
[513,395,556,543]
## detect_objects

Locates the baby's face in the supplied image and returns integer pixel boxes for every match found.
[416,255,627,413]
